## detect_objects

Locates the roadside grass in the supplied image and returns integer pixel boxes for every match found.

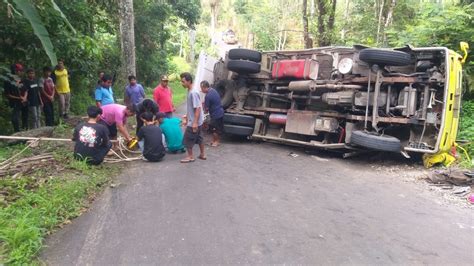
[0,126,119,264]
[145,80,187,107]
[458,100,474,167]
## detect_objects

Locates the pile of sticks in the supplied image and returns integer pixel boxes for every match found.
[0,153,55,178]
[0,135,142,178]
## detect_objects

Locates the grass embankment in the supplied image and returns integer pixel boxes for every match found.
[145,80,187,107]
[458,100,474,167]
[0,125,119,264]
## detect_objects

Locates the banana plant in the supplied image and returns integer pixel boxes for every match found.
[4,0,76,66]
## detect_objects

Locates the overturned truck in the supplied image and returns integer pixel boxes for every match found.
[210,44,468,158]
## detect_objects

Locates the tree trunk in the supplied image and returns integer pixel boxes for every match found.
[316,0,336,47]
[327,0,337,34]
[282,30,288,50]
[376,0,385,46]
[316,0,326,46]
[179,31,184,58]
[383,0,396,46]
[189,29,196,64]
[118,0,136,77]
[209,0,219,37]
[340,0,350,42]
[303,0,312,48]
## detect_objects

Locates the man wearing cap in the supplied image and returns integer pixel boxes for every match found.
[3,63,28,132]
[153,75,175,118]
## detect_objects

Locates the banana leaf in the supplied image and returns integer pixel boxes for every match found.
[51,0,76,34]
[13,0,57,66]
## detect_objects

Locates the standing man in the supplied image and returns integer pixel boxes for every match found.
[153,75,175,118]
[23,69,43,129]
[95,74,115,107]
[180,72,205,163]
[72,106,112,165]
[124,75,145,106]
[54,59,71,119]
[40,66,55,126]
[201,80,224,147]
[3,63,28,132]
[99,103,135,142]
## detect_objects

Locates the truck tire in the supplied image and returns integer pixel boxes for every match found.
[214,80,234,109]
[228,49,262,63]
[227,60,261,74]
[224,124,254,136]
[359,48,413,66]
[223,113,256,127]
[351,131,401,152]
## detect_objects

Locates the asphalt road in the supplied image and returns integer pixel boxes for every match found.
[42,137,474,265]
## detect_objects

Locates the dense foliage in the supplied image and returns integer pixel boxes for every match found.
[0,0,200,135]
[459,100,474,158]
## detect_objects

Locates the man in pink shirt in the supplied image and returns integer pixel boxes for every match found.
[153,75,175,118]
[99,103,135,141]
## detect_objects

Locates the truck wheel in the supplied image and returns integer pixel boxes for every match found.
[359,48,413,66]
[223,113,256,127]
[214,80,234,109]
[351,130,401,152]
[228,49,262,63]
[224,124,254,136]
[227,60,261,74]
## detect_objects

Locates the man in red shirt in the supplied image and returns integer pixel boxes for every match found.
[153,75,175,118]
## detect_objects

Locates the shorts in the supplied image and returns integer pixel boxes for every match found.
[99,120,117,138]
[209,117,224,134]
[183,126,203,149]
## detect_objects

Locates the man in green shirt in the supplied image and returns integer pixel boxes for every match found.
[157,112,185,153]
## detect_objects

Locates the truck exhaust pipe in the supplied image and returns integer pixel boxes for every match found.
[288,80,364,91]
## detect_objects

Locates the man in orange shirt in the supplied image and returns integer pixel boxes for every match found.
[153,75,175,118]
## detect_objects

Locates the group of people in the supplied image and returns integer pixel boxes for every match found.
[3,61,71,132]
[72,72,225,165]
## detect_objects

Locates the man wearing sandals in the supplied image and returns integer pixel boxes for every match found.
[200,80,224,147]
[180,72,206,163]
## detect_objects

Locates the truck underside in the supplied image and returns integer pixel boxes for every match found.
[211,45,463,156]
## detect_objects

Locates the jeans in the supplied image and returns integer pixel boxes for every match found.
[10,103,28,132]
[29,105,41,129]
[136,113,144,134]
[138,140,144,152]
[58,92,71,116]
[43,102,54,126]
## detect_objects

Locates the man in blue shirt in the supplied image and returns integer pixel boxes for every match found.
[201,80,224,147]
[124,75,145,106]
[95,74,114,107]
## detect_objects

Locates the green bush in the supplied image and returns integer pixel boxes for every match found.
[458,100,474,160]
